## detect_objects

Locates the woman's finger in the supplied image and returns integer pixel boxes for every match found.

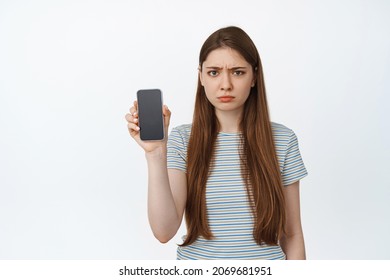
[129,107,137,117]
[125,113,139,124]
[130,101,139,117]
[163,105,171,127]
[127,122,140,136]
[125,113,131,122]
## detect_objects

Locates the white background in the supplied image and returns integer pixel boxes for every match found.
[0,0,389,260]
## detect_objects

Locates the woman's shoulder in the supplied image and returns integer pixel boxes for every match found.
[172,122,294,137]
[171,123,192,135]
[171,122,297,138]
[169,124,192,144]
[271,122,292,133]
[270,122,296,145]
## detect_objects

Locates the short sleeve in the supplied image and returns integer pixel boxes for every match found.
[281,130,308,186]
[167,127,187,172]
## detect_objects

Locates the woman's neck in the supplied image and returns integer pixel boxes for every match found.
[215,108,243,133]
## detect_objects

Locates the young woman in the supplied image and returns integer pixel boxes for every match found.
[125,26,308,260]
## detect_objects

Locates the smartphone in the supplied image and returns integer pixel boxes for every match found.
[136,89,164,141]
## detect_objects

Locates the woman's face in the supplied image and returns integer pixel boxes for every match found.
[200,47,255,115]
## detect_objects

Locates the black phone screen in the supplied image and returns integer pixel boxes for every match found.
[136,89,164,141]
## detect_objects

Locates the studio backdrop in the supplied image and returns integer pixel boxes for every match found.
[0,0,389,259]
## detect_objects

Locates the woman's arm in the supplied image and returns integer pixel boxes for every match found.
[279,180,306,260]
[146,150,187,243]
[126,102,186,243]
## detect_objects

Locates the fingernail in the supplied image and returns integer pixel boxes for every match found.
[136,127,140,131]
[134,118,138,122]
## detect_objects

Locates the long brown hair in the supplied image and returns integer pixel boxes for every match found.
[182,26,285,246]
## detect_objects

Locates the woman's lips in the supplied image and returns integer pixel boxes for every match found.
[218,96,235,103]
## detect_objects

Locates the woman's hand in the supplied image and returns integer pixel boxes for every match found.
[125,100,171,153]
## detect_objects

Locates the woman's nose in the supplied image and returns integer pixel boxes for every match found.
[220,72,232,92]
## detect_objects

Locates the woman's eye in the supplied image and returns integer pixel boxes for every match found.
[233,70,244,76]
[208,71,218,77]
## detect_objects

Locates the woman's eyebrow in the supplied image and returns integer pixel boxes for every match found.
[205,66,248,70]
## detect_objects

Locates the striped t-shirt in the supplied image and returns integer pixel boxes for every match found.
[167,122,308,260]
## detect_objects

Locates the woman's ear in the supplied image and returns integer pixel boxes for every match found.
[251,67,257,87]
[251,78,256,87]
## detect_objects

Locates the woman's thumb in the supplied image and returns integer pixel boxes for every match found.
[163,105,171,126]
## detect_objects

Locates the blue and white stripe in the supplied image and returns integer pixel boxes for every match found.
[167,123,308,260]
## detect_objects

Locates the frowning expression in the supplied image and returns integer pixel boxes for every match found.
[200,47,255,114]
